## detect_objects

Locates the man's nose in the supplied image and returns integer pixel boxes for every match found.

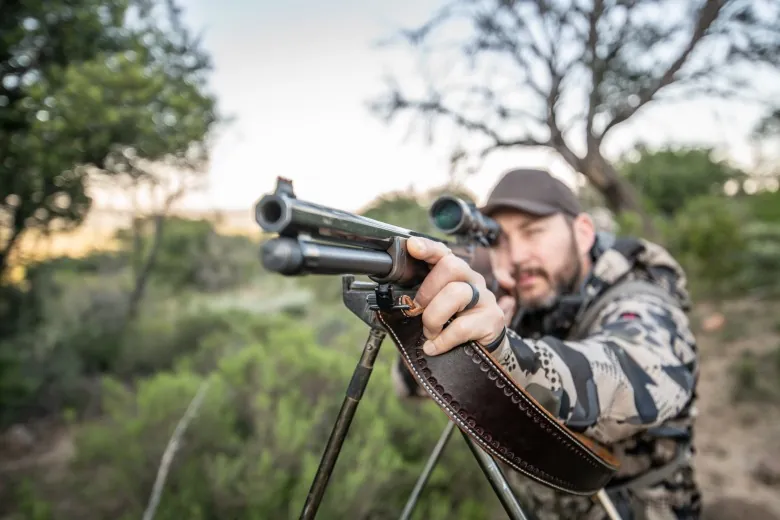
[510,241,532,266]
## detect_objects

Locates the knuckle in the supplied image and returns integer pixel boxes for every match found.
[428,241,450,259]
[493,307,505,328]
[421,305,442,330]
[422,326,435,340]
[456,280,472,300]
[480,286,496,305]
[421,311,434,330]
[442,253,467,274]
[449,318,468,339]
[491,298,504,317]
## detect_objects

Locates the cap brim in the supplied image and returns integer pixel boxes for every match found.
[479,198,560,217]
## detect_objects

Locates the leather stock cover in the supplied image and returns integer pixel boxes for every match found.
[376,309,620,496]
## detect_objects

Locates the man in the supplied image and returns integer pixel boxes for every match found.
[391,168,701,520]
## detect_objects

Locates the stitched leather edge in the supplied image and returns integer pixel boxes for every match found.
[377,310,618,495]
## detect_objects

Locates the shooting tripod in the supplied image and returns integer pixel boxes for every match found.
[296,276,623,520]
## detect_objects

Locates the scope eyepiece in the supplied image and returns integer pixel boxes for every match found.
[429,194,501,246]
[430,196,470,234]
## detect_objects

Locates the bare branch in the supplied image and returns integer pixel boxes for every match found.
[370,88,550,147]
[142,378,211,520]
[599,0,725,139]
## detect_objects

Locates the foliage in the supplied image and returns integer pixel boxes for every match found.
[116,216,261,293]
[10,311,501,520]
[0,0,221,278]
[604,145,780,300]
[740,189,780,223]
[0,216,262,427]
[732,219,780,299]
[661,195,748,297]
[612,187,780,300]
[618,147,746,218]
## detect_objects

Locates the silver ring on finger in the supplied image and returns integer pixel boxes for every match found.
[463,281,480,311]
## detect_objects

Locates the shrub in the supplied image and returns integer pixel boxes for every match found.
[661,195,748,298]
[19,316,500,520]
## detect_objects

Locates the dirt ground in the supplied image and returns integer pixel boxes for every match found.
[693,299,780,519]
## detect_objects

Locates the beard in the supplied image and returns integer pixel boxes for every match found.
[512,233,583,311]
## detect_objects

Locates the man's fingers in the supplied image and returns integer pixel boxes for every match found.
[422,312,501,356]
[498,295,516,326]
[414,254,486,308]
[494,267,515,292]
[406,236,452,264]
[422,281,479,338]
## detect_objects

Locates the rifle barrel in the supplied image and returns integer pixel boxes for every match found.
[261,237,394,277]
[255,191,443,251]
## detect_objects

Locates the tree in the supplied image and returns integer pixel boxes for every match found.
[618,146,746,218]
[0,0,222,279]
[369,0,780,233]
[96,151,212,321]
[754,108,780,138]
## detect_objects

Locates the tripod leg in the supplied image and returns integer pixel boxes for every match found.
[460,430,531,520]
[398,421,456,520]
[299,327,386,520]
[595,489,624,520]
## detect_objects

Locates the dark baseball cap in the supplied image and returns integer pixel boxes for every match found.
[479,168,582,218]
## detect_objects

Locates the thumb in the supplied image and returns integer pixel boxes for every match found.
[494,267,515,291]
[497,295,516,326]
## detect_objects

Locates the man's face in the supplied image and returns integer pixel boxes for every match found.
[490,210,588,310]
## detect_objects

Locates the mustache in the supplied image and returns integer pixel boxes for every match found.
[512,266,549,280]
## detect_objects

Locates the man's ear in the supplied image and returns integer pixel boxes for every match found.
[572,213,596,257]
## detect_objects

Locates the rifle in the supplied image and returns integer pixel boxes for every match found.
[255,177,622,520]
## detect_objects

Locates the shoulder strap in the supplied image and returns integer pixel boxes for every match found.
[567,278,681,341]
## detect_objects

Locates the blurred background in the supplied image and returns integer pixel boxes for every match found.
[1,0,780,519]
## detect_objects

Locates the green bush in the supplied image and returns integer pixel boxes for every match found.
[117,217,261,294]
[740,189,780,223]
[661,195,748,297]
[612,189,780,300]
[0,273,264,427]
[0,268,130,424]
[20,315,499,520]
[734,221,780,297]
[618,146,746,218]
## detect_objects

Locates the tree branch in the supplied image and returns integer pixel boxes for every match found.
[142,378,211,520]
[370,88,550,148]
[599,0,725,139]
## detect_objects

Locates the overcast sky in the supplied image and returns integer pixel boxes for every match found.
[97,0,775,215]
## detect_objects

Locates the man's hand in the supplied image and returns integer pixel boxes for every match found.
[406,236,506,356]
[494,267,517,326]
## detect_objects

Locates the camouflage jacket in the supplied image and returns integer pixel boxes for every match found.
[391,235,702,520]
